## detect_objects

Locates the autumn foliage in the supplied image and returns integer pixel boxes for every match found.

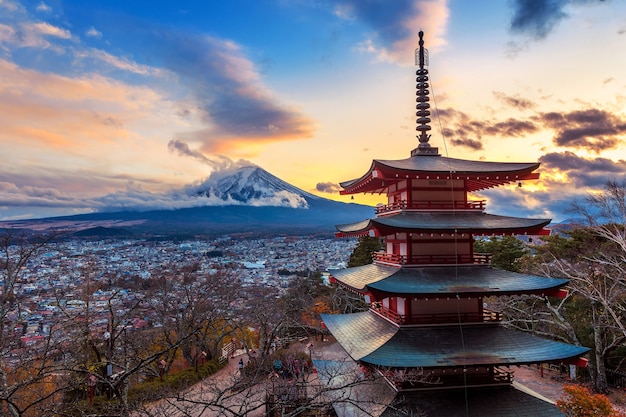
[557,384,626,417]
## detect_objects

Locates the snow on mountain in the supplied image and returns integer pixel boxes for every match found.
[190,166,321,208]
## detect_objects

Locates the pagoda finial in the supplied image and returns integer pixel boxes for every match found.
[411,30,439,157]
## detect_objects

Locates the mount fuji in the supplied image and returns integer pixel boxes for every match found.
[191,165,320,208]
[1,166,374,238]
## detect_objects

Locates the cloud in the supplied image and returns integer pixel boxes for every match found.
[476,151,626,222]
[477,151,626,222]
[0,0,20,13]
[167,139,253,175]
[86,26,102,39]
[73,48,159,76]
[539,151,626,188]
[144,32,316,153]
[493,91,535,110]
[436,108,538,149]
[0,21,72,51]
[449,138,483,150]
[348,0,449,64]
[509,0,568,40]
[437,104,626,153]
[485,119,538,137]
[535,109,626,151]
[509,0,608,40]
[316,182,342,193]
[0,58,165,150]
[27,21,70,39]
[1,7,316,157]
[35,2,51,13]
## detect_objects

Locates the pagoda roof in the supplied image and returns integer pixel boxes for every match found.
[340,155,540,195]
[314,360,564,417]
[329,264,568,298]
[335,212,550,237]
[321,311,589,368]
[379,386,565,417]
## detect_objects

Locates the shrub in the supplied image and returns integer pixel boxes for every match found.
[557,384,626,417]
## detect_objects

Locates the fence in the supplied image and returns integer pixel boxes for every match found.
[607,369,626,388]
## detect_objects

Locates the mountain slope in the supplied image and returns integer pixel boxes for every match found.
[190,166,320,208]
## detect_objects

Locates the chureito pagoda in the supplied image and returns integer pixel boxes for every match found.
[317,31,589,417]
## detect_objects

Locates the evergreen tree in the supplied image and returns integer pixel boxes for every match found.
[474,235,528,272]
[347,236,383,267]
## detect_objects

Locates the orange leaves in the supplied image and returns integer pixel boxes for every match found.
[557,384,626,417]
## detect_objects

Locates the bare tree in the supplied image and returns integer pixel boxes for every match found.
[242,285,292,357]
[148,265,242,370]
[136,347,406,417]
[0,230,74,416]
[516,180,626,393]
[50,258,194,417]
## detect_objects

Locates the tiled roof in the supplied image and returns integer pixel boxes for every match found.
[329,264,568,296]
[336,212,550,236]
[321,311,589,368]
[321,311,398,360]
[314,359,565,417]
[339,156,541,194]
[380,386,565,417]
[375,156,540,174]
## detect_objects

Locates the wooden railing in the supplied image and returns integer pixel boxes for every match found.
[371,304,501,325]
[375,200,485,215]
[372,252,492,266]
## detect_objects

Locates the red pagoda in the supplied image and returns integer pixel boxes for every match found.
[319,31,589,417]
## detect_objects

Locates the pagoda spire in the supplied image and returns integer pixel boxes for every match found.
[411,30,439,157]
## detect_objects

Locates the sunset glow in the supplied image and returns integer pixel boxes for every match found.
[1,0,625,222]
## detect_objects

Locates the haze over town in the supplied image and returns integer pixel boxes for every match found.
[1,0,626,222]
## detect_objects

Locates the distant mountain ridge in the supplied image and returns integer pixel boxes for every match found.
[1,166,374,238]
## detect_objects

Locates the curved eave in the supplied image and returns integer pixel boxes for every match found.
[314,362,567,417]
[335,213,551,238]
[329,264,568,298]
[339,157,540,195]
[380,386,567,417]
[322,311,589,369]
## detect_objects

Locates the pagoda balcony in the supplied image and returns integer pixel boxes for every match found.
[371,304,502,325]
[375,200,485,215]
[372,252,492,266]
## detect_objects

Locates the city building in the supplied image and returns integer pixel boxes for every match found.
[320,31,589,417]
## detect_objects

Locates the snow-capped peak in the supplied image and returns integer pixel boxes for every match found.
[190,166,320,208]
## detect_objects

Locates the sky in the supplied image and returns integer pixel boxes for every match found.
[1,0,625,223]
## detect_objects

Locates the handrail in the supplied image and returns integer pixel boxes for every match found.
[372,252,492,266]
[376,200,485,215]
